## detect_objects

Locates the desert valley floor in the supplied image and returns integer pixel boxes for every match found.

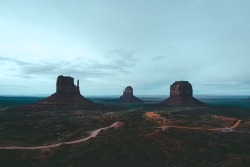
[0,96,250,167]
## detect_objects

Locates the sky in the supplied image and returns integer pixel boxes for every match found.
[0,0,250,96]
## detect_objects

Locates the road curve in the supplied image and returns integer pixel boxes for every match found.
[158,119,241,132]
[0,122,123,150]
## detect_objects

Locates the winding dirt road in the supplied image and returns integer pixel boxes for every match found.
[0,122,123,150]
[158,120,241,132]
[145,112,242,132]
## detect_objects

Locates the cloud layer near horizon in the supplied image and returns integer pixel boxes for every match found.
[1,0,250,95]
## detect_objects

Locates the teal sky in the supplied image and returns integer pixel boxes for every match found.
[1,0,250,96]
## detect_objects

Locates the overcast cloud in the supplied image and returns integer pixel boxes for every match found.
[0,0,250,95]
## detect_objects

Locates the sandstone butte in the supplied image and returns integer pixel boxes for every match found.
[161,81,203,105]
[118,86,143,103]
[27,75,100,110]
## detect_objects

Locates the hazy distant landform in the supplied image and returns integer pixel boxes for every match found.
[11,75,205,109]
[118,86,143,103]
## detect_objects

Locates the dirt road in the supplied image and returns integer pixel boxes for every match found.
[158,120,241,132]
[145,111,241,132]
[0,122,123,150]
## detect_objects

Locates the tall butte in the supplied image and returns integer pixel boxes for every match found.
[161,81,203,105]
[31,75,97,109]
[119,86,143,103]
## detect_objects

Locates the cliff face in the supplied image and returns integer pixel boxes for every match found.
[119,86,143,103]
[29,75,98,110]
[170,81,193,97]
[162,81,202,105]
[56,75,79,94]
[123,86,133,95]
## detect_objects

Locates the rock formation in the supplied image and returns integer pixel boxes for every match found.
[162,81,202,105]
[118,86,143,103]
[56,75,80,94]
[29,75,98,110]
